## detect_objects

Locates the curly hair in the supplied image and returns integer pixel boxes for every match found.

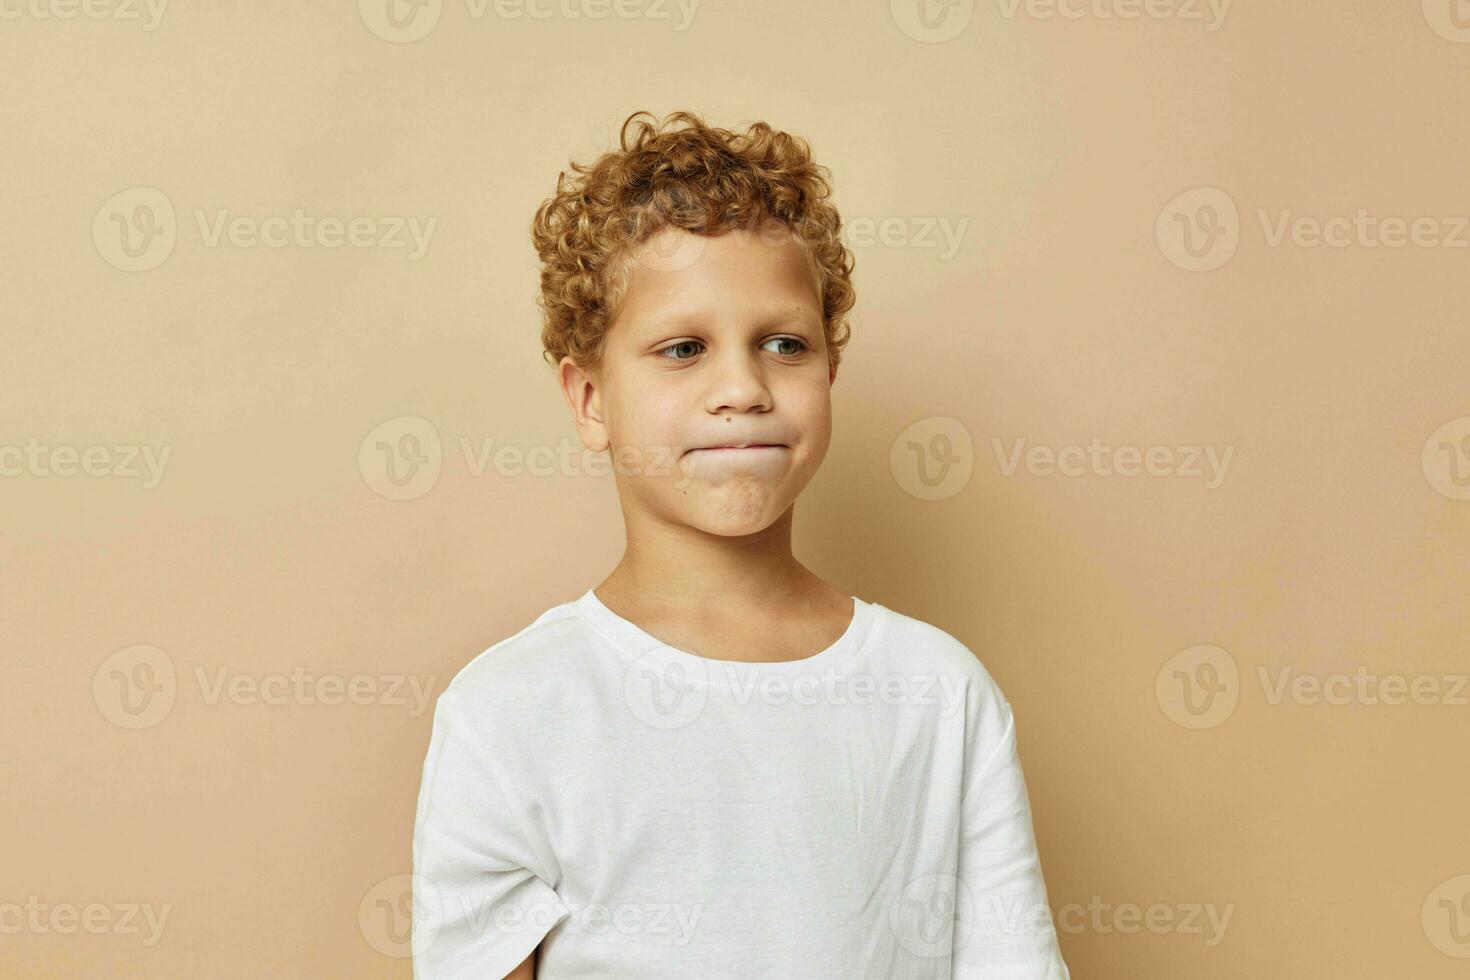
[530,110,855,376]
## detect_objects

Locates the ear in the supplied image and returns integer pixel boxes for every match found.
[558,355,610,453]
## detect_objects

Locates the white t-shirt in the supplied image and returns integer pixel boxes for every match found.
[411,589,1071,979]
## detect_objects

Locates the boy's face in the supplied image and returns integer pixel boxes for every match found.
[561,221,836,537]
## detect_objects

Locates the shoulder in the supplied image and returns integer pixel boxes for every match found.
[873,603,1023,781]
[437,596,607,715]
[867,600,1018,737]
[870,600,1005,689]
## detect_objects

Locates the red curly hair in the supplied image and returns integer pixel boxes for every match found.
[530,110,856,376]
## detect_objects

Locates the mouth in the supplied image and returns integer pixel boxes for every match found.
[687,443,789,454]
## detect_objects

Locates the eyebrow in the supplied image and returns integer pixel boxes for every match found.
[646,307,822,334]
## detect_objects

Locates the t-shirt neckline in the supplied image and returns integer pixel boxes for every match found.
[570,587,881,685]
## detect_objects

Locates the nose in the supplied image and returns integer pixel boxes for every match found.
[703,345,773,415]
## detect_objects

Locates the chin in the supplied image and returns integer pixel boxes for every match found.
[686,488,792,536]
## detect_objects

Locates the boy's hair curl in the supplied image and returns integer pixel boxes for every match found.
[531,110,855,375]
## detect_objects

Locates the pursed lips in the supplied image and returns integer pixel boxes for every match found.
[687,443,788,453]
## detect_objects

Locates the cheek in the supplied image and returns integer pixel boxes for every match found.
[792,386,833,438]
[624,397,683,452]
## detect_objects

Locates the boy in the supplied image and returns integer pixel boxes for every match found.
[411,110,1071,979]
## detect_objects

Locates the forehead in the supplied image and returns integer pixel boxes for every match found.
[614,223,821,326]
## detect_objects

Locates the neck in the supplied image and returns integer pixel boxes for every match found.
[599,503,818,611]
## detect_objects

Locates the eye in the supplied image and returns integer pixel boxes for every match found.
[762,336,809,357]
[655,336,810,361]
[656,340,705,360]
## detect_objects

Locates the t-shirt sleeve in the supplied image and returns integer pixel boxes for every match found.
[952,676,1072,979]
[411,686,570,979]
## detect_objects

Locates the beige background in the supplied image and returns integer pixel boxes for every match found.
[4,0,1469,976]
